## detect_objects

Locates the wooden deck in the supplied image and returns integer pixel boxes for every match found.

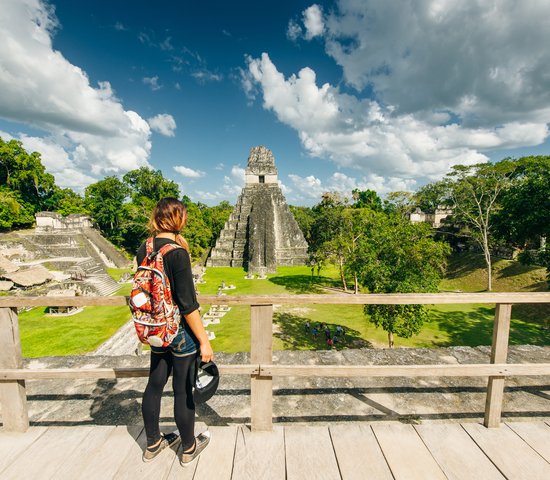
[1,422,549,479]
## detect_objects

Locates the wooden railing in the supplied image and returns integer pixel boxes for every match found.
[1,293,550,432]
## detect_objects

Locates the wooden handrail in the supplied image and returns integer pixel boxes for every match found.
[1,293,549,432]
[2,291,550,308]
[1,363,550,380]
[0,365,257,379]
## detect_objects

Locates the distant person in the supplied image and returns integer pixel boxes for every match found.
[136,197,213,466]
[327,337,334,348]
[304,321,310,333]
[325,327,331,340]
[312,327,318,338]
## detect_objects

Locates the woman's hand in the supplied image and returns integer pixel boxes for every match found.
[184,309,214,363]
[200,341,214,363]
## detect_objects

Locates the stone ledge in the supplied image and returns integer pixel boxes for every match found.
[8,346,549,427]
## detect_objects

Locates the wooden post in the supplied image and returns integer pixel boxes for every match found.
[250,304,273,431]
[484,303,512,428]
[0,307,29,432]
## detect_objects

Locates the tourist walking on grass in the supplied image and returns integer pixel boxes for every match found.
[137,197,214,466]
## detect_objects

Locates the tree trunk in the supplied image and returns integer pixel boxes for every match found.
[354,273,359,294]
[338,257,347,291]
[483,231,492,291]
[388,331,394,348]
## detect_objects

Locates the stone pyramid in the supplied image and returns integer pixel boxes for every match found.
[207,146,308,274]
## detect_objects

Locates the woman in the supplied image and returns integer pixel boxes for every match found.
[136,197,214,466]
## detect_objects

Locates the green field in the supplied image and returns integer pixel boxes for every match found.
[195,257,550,352]
[16,255,550,357]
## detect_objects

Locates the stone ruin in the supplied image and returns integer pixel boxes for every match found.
[35,212,93,230]
[0,213,132,297]
[207,146,308,274]
[409,206,453,228]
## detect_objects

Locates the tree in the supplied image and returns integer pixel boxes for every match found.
[0,137,55,212]
[43,187,88,216]
[493,156,550,285]
[446,160,516,291]
[123,167,180,203]
[0,137,56,225]
[339,208,374,293]
[310,196,349,290]
[118,167,181,252]
[414,180,449,213]
[85,176,129,245]
[351,189,383,211]
[181,196,211,259]
[311,192,383,293]
[384,191,415,217]
[289,205,316,245]
[202,201,233,247]
[494,156,550,247]
[358,213,450,347]
[0,187,33,229]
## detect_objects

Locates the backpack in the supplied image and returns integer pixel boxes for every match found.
[130,237,182,347]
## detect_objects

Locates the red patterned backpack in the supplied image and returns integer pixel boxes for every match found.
[130,237,182,347]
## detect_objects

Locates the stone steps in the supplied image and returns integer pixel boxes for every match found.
[91,319,140,356]
[86,274,120,296]
[207,146,308,269]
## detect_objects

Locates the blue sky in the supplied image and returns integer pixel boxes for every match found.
[1,1,550,206]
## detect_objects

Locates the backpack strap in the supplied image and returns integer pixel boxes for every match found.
[158,243,184,257]
[145,237,155,257]
[143,238,183,264]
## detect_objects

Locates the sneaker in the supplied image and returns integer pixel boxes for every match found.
[142,431,181,462]
[180,431,211,466]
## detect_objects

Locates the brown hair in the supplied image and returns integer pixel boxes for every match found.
[149,197,190,252]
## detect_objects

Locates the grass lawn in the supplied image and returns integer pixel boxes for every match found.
[203,255,550,352]
[17,253,550,356]
[107,267,134,282]
[19,286,131,358]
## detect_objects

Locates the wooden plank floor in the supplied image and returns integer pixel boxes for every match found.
[0,422,549,479]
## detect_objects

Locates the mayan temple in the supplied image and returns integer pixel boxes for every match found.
[207,146,308,274]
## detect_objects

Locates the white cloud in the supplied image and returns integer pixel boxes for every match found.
[173,165,205,178]
[322,0,550,126]
[239,61,258,103]
[192,70,223,83]
[303,5,324,40]
[247,54,339,133]
[159,36,173,51]
[288,174,324,200]
[0,0,152,189]
[18,134,96,189]
[231,165,246,184]
[288,171,416,204]
[245,49,550,184]
[147,114,177,137]
[0,130,14,141]
[195,190,220,201]
[143,76,161,91]
[278,179,291,195]
[215,163,224,170]
[287,19,302,41]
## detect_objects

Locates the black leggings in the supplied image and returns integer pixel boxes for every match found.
[142,351,196,450]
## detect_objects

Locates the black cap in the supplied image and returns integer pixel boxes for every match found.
[193,360,219,404]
